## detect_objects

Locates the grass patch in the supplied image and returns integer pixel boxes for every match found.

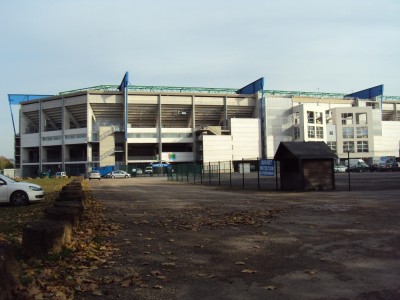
[0,177,73,245]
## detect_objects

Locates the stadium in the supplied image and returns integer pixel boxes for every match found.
[8,73,400,177]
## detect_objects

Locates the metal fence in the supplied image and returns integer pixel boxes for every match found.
[167,159,279,190]
[167,160,400,192]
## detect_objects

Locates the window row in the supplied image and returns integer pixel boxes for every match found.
[341,113,368,125]
[327,141,369,153]
[343,141,369,153]
[128,132,192,139]
[293,111,368,126]
[42,133,87,141]
[342,127,368,139]
[293,126,324,139]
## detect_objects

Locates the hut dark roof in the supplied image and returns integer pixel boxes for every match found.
[274,142,338,160]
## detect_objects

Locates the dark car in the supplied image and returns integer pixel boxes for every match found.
[370,163,400,172]
[348,165,369,172]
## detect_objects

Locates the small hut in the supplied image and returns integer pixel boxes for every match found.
[274,142,338,191]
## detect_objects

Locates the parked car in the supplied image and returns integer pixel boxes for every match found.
[348,165,370,172]
[88,170,101,180]
[370,163,400,172]
[106,170,131,178]
[144,166,153,175]
[0,174,44,206]
[136,168,143,175]
[334,164,347,173]
[55,171,67,178]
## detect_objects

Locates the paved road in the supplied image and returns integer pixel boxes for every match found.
[86,177,400,300]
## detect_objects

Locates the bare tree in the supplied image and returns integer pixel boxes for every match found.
[0,156,14,170]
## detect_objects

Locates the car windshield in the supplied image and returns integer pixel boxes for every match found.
[0,175,15,183]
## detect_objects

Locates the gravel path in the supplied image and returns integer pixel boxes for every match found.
[84,177,400,300]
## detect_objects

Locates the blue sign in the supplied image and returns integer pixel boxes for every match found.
[152,163,171,167]
[259,159,275,176]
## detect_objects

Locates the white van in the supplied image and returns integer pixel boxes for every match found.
[55,171,67,178]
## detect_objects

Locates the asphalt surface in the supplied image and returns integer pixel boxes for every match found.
[85,175,400,300]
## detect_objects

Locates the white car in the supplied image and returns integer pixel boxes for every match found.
[144,166,153,175]
[55,171,67,178]
[334,164,347,173]
[0,174,44,206]
[88,170,101,180]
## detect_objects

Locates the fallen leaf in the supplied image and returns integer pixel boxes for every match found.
[92,290,103,296]
[161,262,176,267]
[241,269,257,274]
[151,270,162,276]
[304,269,317,275]
[121,279,132,287]
[235,261,245,265]
[153,285,164,289]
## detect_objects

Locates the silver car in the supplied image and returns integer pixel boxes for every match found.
[88,170,101,180]
[106,170,131,178]
[0,174,44,206]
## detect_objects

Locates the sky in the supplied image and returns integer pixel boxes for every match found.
[1,0,399,158]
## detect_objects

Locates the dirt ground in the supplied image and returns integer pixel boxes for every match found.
[84,176,400,300]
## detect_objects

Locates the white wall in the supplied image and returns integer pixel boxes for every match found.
[202,135,233,163]
[374,121,400,157]
[265,97,293,158]
[161,152,193,162]
[21,133,40,147]
[230,118,261,160]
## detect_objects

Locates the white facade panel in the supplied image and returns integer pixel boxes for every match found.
[375,121,400,157]
[41,130,63,146]
[202,135,233,163]
[161,152,193,162]
[21,133,40,147]
[231,118,261,160]
[265,98,293,158]
[326,124,337,142]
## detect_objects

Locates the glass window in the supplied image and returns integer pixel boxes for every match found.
[316,126,323,139]
[293,112,300,125]
[357,141,369,152]
[325,110,332,124]
[341,113,353,125]
[315,112,323,124]
[356,127,368,138]
[308,126,315,138]
[293,127,300,139]
[343,141,355,153]
[307,111,315,123]
[356,113,367,125]
[342,127,354,139]
[327,141,337,152]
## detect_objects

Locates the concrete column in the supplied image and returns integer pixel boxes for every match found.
[86,92,91,172]
[62,96,65,171]
[124,91,128,164]
[158,95,162,161]
[223,96,228,127]
[192,95,196,162]
[39,100,43,172]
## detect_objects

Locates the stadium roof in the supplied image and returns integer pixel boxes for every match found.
[58,84,400,101]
